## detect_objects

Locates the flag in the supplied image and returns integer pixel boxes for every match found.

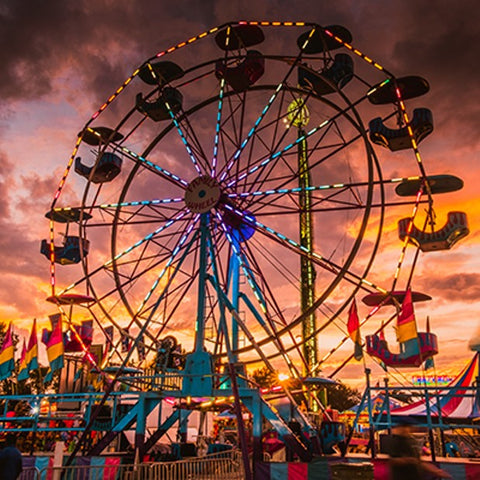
[48,313,61,330]
[44,318,64,383]
[104,326,114,352]
[424,357,434,371]
[41,328,51,345]
[347,299,363,361]
[80,320,93,346]
[137,335,146,362]
[121,329,130,353]
[378,325,388,372]
[397,288,418,343]
[17,340,28,381]
[0,324,15,380]
[73,364,83,382]
[18,319,39,381]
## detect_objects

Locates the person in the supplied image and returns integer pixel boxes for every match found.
[387,421,450,480]
[0,433,23,480]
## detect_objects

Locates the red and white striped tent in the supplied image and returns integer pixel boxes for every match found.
[391,353,480,420]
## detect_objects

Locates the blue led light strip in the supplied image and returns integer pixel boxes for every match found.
[53,198,184,214]
[212,77,226,177]
[165,102,203,175]
[121,146,189,188]
[211,25,231,177]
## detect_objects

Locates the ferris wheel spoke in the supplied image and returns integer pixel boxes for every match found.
[222,203,386,295]
[165,102,209,175]
[224,118,335,190]
[224,92,368,191]
[218,30,320,184]
[237,99,334,196]
[59,209,192,296]
[212,65,229,176]
[120,145,189,189]
[134,214,200,318]
[209,218,302,375]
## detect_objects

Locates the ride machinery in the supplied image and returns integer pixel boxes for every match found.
[36,21,469,466]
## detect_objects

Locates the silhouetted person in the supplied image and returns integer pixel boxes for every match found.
[0,433,23,480]
[387,422,450,480]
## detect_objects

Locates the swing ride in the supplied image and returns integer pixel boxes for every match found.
[1,20,473,473]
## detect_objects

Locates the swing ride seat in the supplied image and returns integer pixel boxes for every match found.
[367,75,430,105]
[78,126,123,146]
[298,53,354,95]
[45,207,92,223]
[46,293,96,305]
[40,236,90,265]
[395,174,464,197]
[137,60,184,86]
[75,152,122,183]
[366,332,438,368]
[296,25,352,53]
[136,86,183,121]
[398,211,469,252]
[215,24,265,51]
[362,290,431,306]
[369,107,433,151]
[215,50,265,92]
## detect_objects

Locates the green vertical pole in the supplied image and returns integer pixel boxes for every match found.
[288,99,318,383]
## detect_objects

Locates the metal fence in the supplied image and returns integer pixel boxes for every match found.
[19,467,40,480]
[35,450,244,480]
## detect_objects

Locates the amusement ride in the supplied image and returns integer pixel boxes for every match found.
[1,20,474,475]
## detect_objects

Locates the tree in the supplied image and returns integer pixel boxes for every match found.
[251,366,278,389]
[324,381,361,412]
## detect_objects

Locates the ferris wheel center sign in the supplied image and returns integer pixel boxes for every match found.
[185,176,221,213]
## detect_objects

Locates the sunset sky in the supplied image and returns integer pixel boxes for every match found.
[0,0,478,388]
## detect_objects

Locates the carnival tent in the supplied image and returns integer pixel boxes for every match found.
[390,353,480,420]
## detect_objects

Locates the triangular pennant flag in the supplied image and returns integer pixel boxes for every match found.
[397,288,418,343]
[0,324,15,381]
[347,299,363,361]
[44,317,64,384]
[17,340,28,381]
[424,357,434,371]
[25,319,39,372]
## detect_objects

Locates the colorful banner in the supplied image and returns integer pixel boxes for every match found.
[0,323,15,380]
[44,318,64,383]
[397,288,417,343]
[347,299,363,361]
[104,326,114,352]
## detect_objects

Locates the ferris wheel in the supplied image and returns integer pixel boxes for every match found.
[42,21,467,384]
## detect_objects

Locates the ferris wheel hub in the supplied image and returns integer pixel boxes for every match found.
[184,175,221,213]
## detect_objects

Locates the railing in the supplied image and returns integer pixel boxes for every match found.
[19,467,40,480]
[38,450,244,480]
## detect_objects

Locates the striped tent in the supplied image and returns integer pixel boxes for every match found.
[391,353,480,419]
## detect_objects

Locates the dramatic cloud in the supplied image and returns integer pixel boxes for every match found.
[419,272,480,303]
[0,1,478,384]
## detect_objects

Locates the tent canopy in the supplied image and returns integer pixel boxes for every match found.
[390,353,480,419]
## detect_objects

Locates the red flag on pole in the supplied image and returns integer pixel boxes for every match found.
[347,299,363,361]
[397,288,418,343]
